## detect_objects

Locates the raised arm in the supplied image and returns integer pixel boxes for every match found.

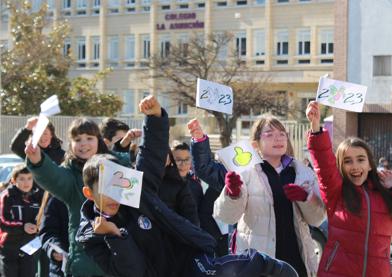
[135,95,169,194]
[306,101,342,215]
[10,117,38,159]
[25,147,77,204]
[188,119,226,193]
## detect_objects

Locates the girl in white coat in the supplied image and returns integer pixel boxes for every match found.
[213,116,326,277]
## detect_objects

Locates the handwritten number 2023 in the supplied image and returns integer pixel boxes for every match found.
[200,89,232,105]
[318,88,364,105]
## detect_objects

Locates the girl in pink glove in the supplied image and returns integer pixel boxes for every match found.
[306,101,392,277]
[209,116,326,277]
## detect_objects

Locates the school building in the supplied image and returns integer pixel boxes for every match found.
[333,0,392,161]
[0,0,335,124]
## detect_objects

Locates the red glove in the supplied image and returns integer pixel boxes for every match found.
[225,171,243,197]
[283,183,308,202]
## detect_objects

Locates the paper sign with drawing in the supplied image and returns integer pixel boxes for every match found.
[216,140,263,173]
[316,76,367,112]
[196,78,233,115]
[98,159,143,208]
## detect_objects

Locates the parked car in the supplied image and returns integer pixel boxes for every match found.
[0,154,24,183]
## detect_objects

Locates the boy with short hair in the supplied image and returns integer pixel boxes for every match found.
[0,164,41,277]
[76,96,298,277]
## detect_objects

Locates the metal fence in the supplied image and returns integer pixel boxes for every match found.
[0,115,144,154]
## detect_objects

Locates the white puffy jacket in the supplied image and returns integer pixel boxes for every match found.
[213,160,326,277]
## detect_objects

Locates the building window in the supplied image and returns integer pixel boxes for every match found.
[158,93,170,111]
[236,32,246,57]
[254,30,265,56]
[142,35,151,59]
[109,0,120,13]
[197,2,205,7]
[47,0,55,10]
[276,30,289,55]
[77,38,86,61]
[92,36,100,61]
[217,1,227,7]
[63,38,71,56]
[126,0,136,5]
[237,0,247,5]
[177,33,189,58]
[277,0,289,2]
[255,0,265,4]
[297,29,310,55]
[63,0,71,9]
[160,35,171,58]
[320,29,333,55]
[123,90,135,114]
[77,0,87,9]
[373,56,392,76]
[125,35,135,61]
[177,101,188,114]
[108,36,119,61]
[93,0,101,7]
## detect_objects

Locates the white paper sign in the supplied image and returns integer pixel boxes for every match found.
[316,77,367,112]
[32,95,61,148]
[216,140,263,173]
[40,95,61,117]
[32,114,49,148]
[196,78,233,115]
[99,160,143,209]
[20,237,42,255]
[49,243,68,273]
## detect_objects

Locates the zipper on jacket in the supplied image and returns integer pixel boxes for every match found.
[362,187,371,277]
[325,241,340,271]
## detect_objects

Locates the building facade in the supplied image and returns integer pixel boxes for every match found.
[333,0,392,161]
[1,0,334,122]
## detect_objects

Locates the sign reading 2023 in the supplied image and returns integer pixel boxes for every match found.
[316,76,367,112]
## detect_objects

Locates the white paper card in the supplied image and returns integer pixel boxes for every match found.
[40,95,61,117]
[61,253,68,273]
[196,78,233,115]
[316,77,367,112]
[20,237,42,255]
[99,160,143,209]
[216,140,263,173]
[32,114,49,148]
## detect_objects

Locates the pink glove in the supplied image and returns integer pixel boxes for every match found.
[225,171,243,197]
[283,183,308,202]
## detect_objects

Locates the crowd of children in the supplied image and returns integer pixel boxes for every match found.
[0,95,390,277]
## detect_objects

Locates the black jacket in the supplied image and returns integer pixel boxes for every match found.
[159,166,200,226]
[0,185,41,249]
[40,196,69,277]
[76,109,216,277]
[10,127,65,165]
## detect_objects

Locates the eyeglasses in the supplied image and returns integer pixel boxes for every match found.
[260,131,287,140]
[174,158,191,165]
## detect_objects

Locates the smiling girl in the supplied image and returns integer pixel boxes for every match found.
[25,118,110,277]
[306,101,392,277]
[195,116,326,276]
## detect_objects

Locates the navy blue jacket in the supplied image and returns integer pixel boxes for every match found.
[76,109,216,277]
[40,196,69,277]
[190,136,226,193]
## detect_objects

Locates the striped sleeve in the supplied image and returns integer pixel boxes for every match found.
[0,190,23,228]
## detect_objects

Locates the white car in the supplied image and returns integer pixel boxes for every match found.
[0,154,24,183]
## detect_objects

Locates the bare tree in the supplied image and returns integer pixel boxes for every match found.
[150,32,288,147]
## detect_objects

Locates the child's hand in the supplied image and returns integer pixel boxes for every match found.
[120,129,142,148]
[378,170,392,189]
[24,223,38,234]
[139,95,161,117]
[93,217,121,237]
[187,118,204,140]
[25,140,42,164]
[306,101,321,132]
[25,117,39,131]
[52,251,64,262]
